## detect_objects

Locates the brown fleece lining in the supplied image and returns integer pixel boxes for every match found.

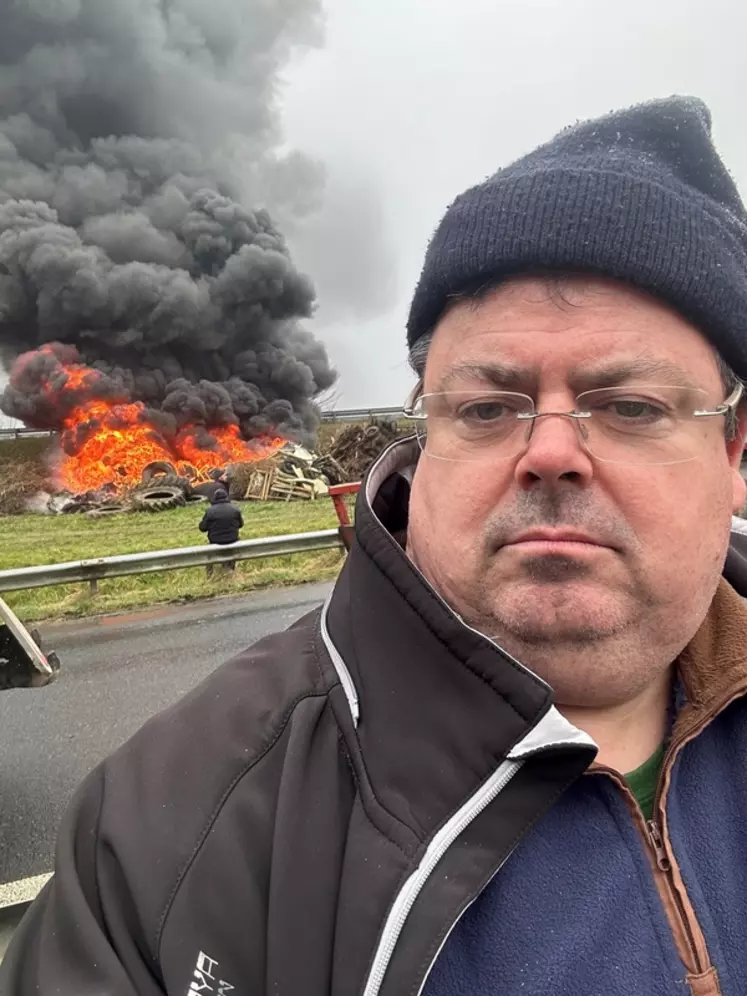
[672,579,747,737]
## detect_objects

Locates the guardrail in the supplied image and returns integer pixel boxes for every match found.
[0,428,56,440]
[0,406,405,440]
[0,529,344,595]
[320,406,403,422]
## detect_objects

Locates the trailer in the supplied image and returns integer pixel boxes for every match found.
[0,597,59,691]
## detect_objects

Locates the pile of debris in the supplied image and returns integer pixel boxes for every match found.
[241,447,337,503]
[239,419,403,502]
[325,419,402,482]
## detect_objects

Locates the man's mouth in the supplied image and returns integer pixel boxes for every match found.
[501,528,616,554]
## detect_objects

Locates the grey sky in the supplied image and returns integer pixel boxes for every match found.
[280,0,747,406]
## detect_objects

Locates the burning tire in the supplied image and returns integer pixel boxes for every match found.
[140,461,180,487]
[140,461,193,497]
[131,486,187,512]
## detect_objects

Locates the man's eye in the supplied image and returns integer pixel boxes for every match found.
[460,401,512,422]
[607,399,665,420]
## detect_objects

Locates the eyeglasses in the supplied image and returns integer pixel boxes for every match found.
[403,382,744,466]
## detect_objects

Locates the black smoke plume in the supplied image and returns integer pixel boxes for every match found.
[0,0,336,447]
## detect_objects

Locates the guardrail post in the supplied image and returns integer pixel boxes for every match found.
[89,579,98,597]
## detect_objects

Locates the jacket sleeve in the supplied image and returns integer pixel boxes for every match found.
[237,510,244,529]
[198,509,210,532]
[0,767,165,996]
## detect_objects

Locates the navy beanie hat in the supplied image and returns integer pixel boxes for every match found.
[407,96,747,378]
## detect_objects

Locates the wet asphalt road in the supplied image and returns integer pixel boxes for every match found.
[0,582,332,888]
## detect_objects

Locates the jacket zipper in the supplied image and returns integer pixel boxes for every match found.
[591,681,747,983]
[320,596,360,726]
[589,762,711,979]
[645,816,705,973]
[361,756,524,996]
[414,838,524,996]
[361,710,596,996]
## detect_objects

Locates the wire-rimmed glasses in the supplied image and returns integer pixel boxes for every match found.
[403,382,743,466]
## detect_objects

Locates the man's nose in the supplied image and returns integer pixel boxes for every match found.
[513,412,595,488]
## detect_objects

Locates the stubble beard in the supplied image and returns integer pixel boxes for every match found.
[484,552,643,645]
[465,490,651,650]
[455,548,661,696]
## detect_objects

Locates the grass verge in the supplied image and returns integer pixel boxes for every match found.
[0,499,352,623]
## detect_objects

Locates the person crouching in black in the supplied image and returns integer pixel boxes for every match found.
[198,488,244,577]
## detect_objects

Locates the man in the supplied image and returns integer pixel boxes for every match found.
[198,487,243,576]
[4,96,747,996]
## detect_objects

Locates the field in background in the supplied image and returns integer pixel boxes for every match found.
[0,499,353,623]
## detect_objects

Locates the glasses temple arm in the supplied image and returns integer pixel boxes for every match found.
[403,380,424,417]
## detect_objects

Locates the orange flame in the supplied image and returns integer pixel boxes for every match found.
[43,357,285,493]
[177,424,285,476]
[58,399,174,492]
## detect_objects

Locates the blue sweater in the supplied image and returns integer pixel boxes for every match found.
[424,695,747,996]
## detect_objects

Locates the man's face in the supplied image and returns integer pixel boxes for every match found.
[406,277,746,707]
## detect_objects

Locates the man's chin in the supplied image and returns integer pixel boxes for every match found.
[484,580,630,646]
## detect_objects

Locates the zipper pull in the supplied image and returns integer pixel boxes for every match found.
[647,820,671,872]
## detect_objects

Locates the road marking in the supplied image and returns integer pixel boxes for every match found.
[0,873,52,909]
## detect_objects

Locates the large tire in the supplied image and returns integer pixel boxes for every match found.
[131,487,187,513]
[140,463,192,497]
[140,461,179,487]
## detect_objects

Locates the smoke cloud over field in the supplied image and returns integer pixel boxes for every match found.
[0,0,336,445]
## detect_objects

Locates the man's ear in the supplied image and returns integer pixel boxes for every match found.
[728,408,747,513]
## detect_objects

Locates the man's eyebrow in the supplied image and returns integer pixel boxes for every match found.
[571,358,702,391]
[437,362,533,391]
[435,357,705,394]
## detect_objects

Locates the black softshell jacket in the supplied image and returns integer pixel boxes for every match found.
[198,497,243,545]
[3,438,745,996]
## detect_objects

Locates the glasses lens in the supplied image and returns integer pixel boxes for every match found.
[575,385,715,466]
[412,391,535,462]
